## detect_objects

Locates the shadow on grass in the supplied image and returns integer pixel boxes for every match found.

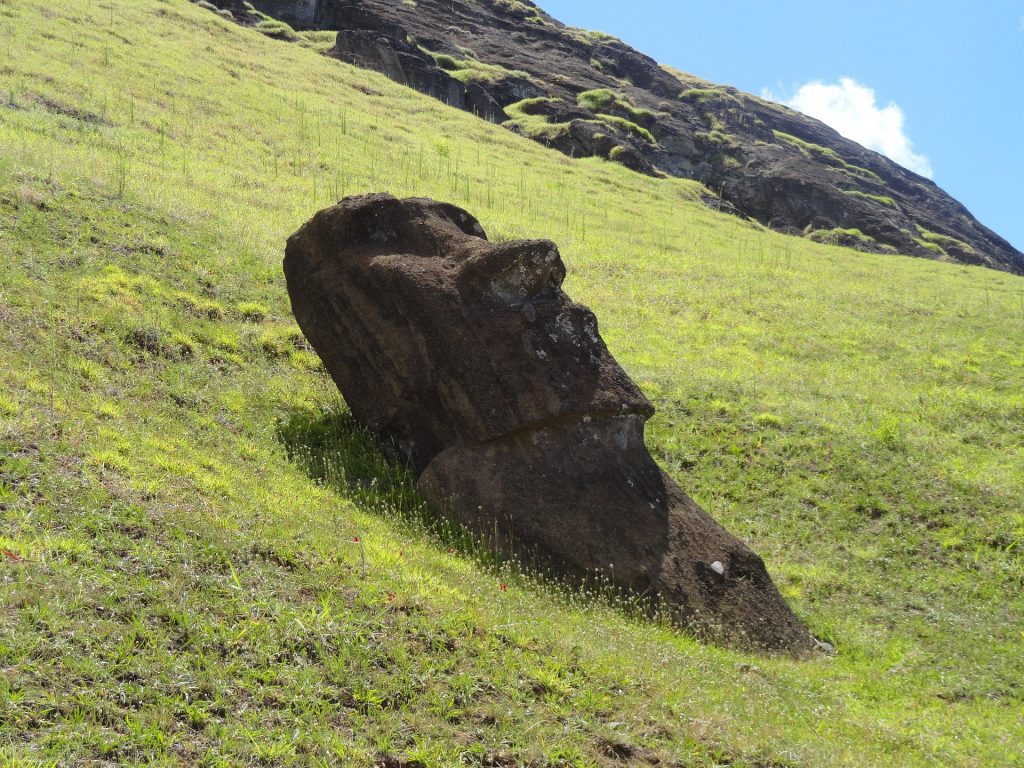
[275,400,660,623]
[275,400,499,559]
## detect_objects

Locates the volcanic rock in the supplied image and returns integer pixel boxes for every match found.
[199,0,1024,274]
[198,0,1023,273]
[284,193,815,653]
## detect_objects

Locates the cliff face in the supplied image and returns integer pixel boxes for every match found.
[205,0,1023,273]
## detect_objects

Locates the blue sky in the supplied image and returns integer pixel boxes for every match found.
[541,0,1024,252]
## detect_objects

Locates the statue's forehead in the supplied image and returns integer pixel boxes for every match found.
[335,199,486,255]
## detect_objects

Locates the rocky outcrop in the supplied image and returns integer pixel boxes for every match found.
[198,0,1023,273]
[284,193,816,653]
[331,27,506,120]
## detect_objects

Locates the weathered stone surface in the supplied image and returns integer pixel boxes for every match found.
[285,193,815,653]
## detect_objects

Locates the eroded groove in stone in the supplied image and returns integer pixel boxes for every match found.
[284,193,815,653]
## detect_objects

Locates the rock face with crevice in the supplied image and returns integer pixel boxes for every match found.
[284,193,815,653]
[199,0,1023,273]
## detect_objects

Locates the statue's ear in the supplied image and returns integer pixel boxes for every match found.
[456,240,566,304]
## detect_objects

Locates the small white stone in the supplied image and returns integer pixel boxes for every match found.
[815,639,836,654]
[710,560,725,575]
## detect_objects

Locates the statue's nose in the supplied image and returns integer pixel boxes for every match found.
[456,239,566,304]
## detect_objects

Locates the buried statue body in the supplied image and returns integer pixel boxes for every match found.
[284,193,814,653]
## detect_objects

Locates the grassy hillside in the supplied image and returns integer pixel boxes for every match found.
[0,0,1022,765]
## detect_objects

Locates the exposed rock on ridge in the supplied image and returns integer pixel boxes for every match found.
[201,0,1023,274]
[284,193,816,653]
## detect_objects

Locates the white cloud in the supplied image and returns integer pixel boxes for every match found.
[763,77,933,178]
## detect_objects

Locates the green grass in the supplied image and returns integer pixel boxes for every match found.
[806,227,887,250]
[917,226,976,256]
[575,90,657,144]
[593,114,655,144]
[501,97,571,140]
[773,131,884,183]
[697,129,735,147]
[916,238,947,256]
[577,88,656,122]
[608,144,630,161]
[486,0,546,25]
[502,96,561,119]
[0,0,1023,765]
[843,189,899,209]
[424,50,531,85]
[661,64,716,89]
[566,27,621,47]
[254,18,298,42]
[296,29,337,54]
[679,87,738,105]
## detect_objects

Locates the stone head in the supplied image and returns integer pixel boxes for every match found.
[284,193,652,469]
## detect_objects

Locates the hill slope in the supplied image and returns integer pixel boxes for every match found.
[1,1,1023,765]
[201,0,1024,273]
